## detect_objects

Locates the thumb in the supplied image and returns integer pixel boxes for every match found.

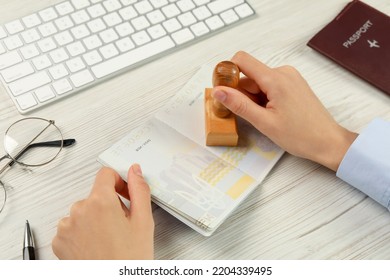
[127,164,153,222]
[212,86,269,131]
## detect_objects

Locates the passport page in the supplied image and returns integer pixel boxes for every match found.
[98,65,284,236]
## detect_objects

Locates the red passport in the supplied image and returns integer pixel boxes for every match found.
[307,0,390,96]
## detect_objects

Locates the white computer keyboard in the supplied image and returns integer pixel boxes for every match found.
[0,0,254,114]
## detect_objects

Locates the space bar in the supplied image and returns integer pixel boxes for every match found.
[91,36,175,79]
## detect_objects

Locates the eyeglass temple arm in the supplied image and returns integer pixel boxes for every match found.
[27,139,75,148]
[7,139,76,167]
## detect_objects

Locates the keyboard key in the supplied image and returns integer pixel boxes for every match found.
[193,0,211,5]
[131,16,150,31]
[71,0,91,9]
[21,29,41,44]
[115,22,134,37]
[91,36,175,78]
[1,61,35,83]
[190,21,209,37]
[67,41,86,57]
[115,37,135,52]
[39,22,58,37]
[9,71,51,96]
[20,44,40,59]
[163,18,181,33]
[83,50,103,65]
[71,10,91,24]
[193,6,211,21]
[205,15,224,30]
[32,55,52,70]
[66,57,86,72]
[147,24,167,39]
[53,78,73,94]
[121,0,138,6]
[70,69,94,87]
[87,18,107,33]
[234,3,254,18]
[22,14,42,28]
[171,28,194,44]
[177,0,195,12]
[162,4,180,18]
[55,1,75,16]
[37,37,57,52]
[39,7,59,22]
[0,26,7,39]
[134,1,153,14]
[99,28,119,43]
[5,20,24,35]
[0,43,5,54]
[4,35,23,50]
[208,0,244,14]
[146,10,165,24]
[16,92,38,110]
[0,51,22,70]
[118,6,137,20]
[55,30,74,45]
[103,0,122,12]
[55,16,75,31]
[71,24,91,39]
[103,12,123,27]
[49,48,70,63]
[88,4,107,18]
[83,35,103,49]
[150,0,168,9]
[49,64,69,79]
[220,9,239,24]
[99,43,119,59]
[35,85,56,102]
[131,30,151,46]
[178,11,196,27]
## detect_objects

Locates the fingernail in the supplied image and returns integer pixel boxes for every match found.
[212,90,227,102]
[132,164,143,177]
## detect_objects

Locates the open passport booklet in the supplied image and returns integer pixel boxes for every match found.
[98,65,284,236]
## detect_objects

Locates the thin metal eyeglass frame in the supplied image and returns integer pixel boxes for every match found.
[0,118,75,214]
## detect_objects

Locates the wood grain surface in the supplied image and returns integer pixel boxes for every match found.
[0,0,389,260]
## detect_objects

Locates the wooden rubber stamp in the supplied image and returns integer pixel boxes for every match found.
[205,61,240,146]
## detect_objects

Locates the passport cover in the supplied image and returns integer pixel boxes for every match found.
[307,0,390,96]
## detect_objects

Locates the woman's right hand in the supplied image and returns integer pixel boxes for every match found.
[213,51,357,171]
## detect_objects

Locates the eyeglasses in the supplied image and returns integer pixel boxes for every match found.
[0,117,76,214]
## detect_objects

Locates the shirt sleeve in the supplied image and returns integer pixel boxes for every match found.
[336,118,390,210]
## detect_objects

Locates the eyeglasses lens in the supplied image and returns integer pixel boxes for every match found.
[4,118,63,167]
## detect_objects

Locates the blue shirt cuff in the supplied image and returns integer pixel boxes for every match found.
[336,118,390,210]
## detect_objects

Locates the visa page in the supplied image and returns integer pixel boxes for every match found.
[98,65,284,236]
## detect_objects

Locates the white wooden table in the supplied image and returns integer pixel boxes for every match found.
[1,0,390,260]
